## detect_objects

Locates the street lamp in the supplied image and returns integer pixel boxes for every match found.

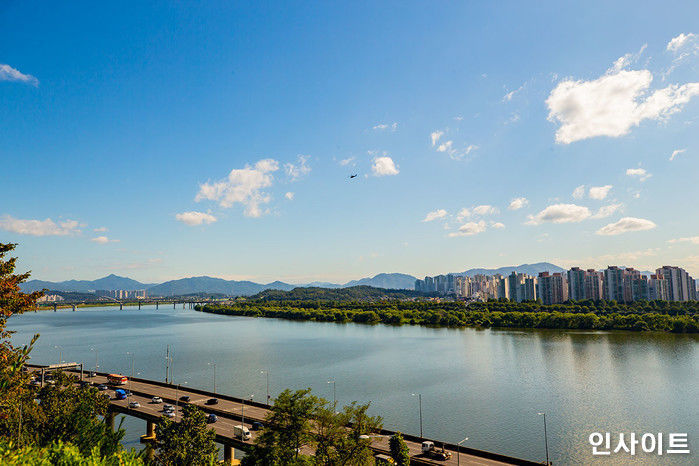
[53,345,63,365]
[90,347,99,372]
[260,370,270,404]
[208,362,216,393]
[241,394,254,436]
[327,380,336,410]
[457,437,468,466]
[538,413,550,466]
[411,393,423,438]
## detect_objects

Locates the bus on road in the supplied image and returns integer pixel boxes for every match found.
[107,374,128,385]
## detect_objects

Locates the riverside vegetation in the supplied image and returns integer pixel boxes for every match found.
[197,294,699,333]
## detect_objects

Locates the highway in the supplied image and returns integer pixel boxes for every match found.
[30,367,540,465]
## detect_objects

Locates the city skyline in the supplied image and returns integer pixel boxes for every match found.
[1,1,698,283]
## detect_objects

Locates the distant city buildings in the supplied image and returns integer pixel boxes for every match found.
[37,294,64,303]
[95,289,147,299]
[415,265,697,304]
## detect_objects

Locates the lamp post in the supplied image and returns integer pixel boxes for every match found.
[208,362,216,393]
[457,437,468,466]
[327,380,336,410]
[411,393,423,438]
[90,347,99,373]
[260,370,270,404]
[241,394,254,436]
[538,413,550,465]
[54,345,63,365]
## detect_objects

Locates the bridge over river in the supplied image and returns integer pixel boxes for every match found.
[27,364,542,465]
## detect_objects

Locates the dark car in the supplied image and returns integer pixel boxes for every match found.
[79,380,90,388]
[97,384,108,391]
[179,395,190,402]
[206,413,217,423]
[251,421,264,431]
[205,398,218,405]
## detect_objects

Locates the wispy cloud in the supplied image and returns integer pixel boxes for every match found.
[195,159,279,217]
[589,185,612,200]
[526,204,591,225]
[669,148,686,161]
[591,203,623,219]
[285,192,294,200]
[572,185,585,199]
[448,220,487,237]
[422,209,447,222]
[0,215,82,236]
[0,64,39,86]
[502,82,525,102]
[339,157,355,166]
[596,217,657,235]
[508,197,529,210]
[626,168,652,181]
[430,130,444,147]
[373,122,398,131]
[285,155,311,181]
[175,211,217,226]
[668,236,699,245]
[94,226,108,232]
[91,236,119,244]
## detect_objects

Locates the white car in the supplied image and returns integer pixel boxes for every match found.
[163,410,175,418]
[151,396,163,404]
[128,401,140,408]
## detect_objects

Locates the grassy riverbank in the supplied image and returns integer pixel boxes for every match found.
[196,299,699,333]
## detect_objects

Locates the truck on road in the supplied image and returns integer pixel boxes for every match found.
[233,425,251,441]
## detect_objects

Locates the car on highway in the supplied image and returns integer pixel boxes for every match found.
[251,422,264,431]
[206,413,217,423]
[205,398,218,405]
[151,396,163,404]
[129,401,141,409]
[163,411,175,418]
[179,395,190,402]
[88,371,96,378]
[97,384,108,391]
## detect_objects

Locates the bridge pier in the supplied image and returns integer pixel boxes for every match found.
[174,302,176,309]
[72,305,76,311]
[119,303,123,310]
[138,301,141,310]
[53,303,57,312]
[140,420,156,461]
[223,445,236,464]
[156,301,159,310]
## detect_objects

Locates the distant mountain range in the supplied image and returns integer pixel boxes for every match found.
[21,264,568,297]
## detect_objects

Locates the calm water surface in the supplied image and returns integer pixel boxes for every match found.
[9,305,697,464]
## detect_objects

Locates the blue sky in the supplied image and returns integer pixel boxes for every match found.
[1,1,698,283]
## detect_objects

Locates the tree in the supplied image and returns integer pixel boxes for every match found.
[245,388,319,465]
[0,440,144,466]
[154,403,217,466]
[389,432,410,465]
[314,401,382,466]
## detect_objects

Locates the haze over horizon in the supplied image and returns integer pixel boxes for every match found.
[1,1,698,283]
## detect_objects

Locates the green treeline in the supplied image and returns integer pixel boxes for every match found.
[197,299,699,333]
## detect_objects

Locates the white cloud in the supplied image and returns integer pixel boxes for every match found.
[436,140,453,153]
[596,217,657,235]
[285,192,294,200]
[526,204,591,225]
[285,155,311,181]
[94,226,108,232]
[423,209,447,222]
[449,220,487,237]
[546,58,699,143]
[589,185,612,200]
[491,222,505,229]
[472,205,499,216]
[508,197,529,210]
[371,156,399,176]
[0,215,82,236]
[591,203,624,219]
[430,131,444,146]
[668,236,699,245]
[669,148,686,161]
[456,208,471,221]
[339,157,355,166]
[502,83,525,102]
[0,64,38,86]
[175,211,217,226]
[196,159,279,217]
[572,185,586,199]
[373,122,398,131]
[626,167,652,181]
[91,236,119,244]
[667,33,697,52]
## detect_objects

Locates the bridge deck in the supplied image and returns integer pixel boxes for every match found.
[29,367,540,465]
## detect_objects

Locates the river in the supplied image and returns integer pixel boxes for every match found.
[8,305,697,464]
